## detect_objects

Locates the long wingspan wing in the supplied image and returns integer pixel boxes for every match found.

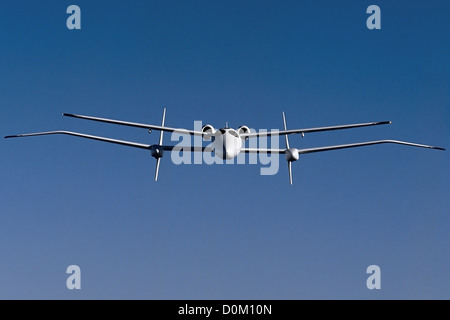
[63,113,205,136]
[241,121,391,138]
[5,131,152,150]
[161,145,214,152]
[240,148,286,154]
[240,140,444,155]
[5,131,216,153]
[297,140,445,154]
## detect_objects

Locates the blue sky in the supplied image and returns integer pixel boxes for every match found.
[0,1,448,299]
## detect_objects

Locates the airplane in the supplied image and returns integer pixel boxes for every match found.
[4,108,445,185]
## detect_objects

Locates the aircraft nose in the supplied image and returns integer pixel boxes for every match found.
[225,150,234,159]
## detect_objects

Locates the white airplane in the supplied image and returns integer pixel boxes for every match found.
[5,108,445,184]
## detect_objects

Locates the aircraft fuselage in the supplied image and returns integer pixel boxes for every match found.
[211,128,242,160]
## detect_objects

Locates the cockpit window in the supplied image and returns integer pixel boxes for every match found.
[219,129,227,134]
[228,130,239,137]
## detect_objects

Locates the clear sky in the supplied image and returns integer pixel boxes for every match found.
[0,0,448,299]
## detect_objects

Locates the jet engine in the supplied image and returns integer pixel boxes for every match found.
[202,124,215,140]
[237,125,250,139]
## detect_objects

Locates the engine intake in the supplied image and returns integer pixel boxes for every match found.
[237,125,250,139]
[202,124,215,140]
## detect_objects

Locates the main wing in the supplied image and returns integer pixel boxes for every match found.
[63,113,205,136]
[5,131,153,149]
[240,140,445,154]
[240,121,392,138]
[296,140,445,154]
[4,131,212,152]
[240,148,286,154]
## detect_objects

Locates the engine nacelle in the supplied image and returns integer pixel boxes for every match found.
[285,148,299,162]
[237,125,250,139]
[202,124,215,140]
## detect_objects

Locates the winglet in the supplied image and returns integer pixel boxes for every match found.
[5,134,23,139]
[63,113,78,118]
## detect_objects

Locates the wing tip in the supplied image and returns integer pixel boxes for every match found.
[4,135,22,139]
[432,146,445,151]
